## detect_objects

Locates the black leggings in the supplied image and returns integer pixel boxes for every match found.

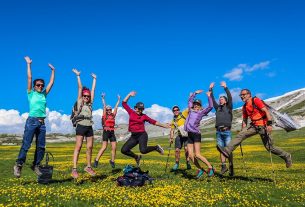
[121,132,157,159]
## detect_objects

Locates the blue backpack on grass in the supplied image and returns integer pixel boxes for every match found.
[117,165,153,187]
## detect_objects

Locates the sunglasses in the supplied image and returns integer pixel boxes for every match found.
[106,109,112,111]
[173,109,180,112]
[239,93,248,97]
[83,95,91,98]
[35,84,44,88]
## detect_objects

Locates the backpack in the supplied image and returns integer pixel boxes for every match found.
[173,112,188,137]
[70,101,92,127]
[116,165,153,187]
[37,151,54,184]
[245,97,300,132]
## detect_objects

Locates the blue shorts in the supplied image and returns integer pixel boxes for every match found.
[216,130,231,147]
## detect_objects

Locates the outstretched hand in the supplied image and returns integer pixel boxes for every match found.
[91,73,97,79]
[48,63,55,70]
[195,90,203,94]
[101,92,106,98]
[206,91,211,96]
[117,94,121,100]
[24,56,32,64]
[72,68,80,76]
[129,91,137,97]
[220,81,227,88]
[209,82,215,89]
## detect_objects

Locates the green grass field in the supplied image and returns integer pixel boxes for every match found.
[0,128,305,206]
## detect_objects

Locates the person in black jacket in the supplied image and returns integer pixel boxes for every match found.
[210,81,233,175]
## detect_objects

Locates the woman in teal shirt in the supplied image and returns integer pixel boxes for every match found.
[14,56,55,178]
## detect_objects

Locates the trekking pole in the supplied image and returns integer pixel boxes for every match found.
[239,144,247,173]
[267,135,276,184]
[165,142,172,173]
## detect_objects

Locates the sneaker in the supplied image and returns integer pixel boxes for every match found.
[196,169,205,179]
[31,165,42,176]
[135,155,142,167]
[84,166,96,176]
[186,162,192,170]
[156,145,164,155]
[285,154,292,168]
[93,160,99,168]
[216,145,229,158]
[109,160,115,169]
[71,168,79,179]
[172,163,179,171]
[207,167,215,177]
[13,164,22,178]
[220,164,228,175]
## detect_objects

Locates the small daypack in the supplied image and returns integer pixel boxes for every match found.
[70,101,92,127]
[38,151,54,184]
[116,165,153,187]
[245,97,300,132]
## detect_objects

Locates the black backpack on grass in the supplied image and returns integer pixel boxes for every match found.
[38,151,54,184]
[117,165,153,187]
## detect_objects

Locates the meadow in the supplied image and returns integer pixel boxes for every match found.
[0,128,304,207]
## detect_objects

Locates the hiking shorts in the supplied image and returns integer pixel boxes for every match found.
[76,124,94,137]
[103,130,116,142]
[187,132,202,144]
[175,135,188,149]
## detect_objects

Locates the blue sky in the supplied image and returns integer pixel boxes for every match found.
[1,0,305,115]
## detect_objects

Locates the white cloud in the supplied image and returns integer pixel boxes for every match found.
[223,68,243,81]
[0,104,174,135]
[245,61,270,72]
[224,61,271,81]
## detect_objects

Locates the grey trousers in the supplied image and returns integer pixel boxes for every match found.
[225,126,290,161]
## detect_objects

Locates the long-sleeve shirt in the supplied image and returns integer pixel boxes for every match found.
[210,87,233,128]
[122,101,157,133]
[184,93,213,133]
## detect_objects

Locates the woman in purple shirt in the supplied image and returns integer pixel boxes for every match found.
[184,89,215,178]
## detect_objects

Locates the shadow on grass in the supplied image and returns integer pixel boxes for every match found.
[111,168,122,175]
[168,169,274,182]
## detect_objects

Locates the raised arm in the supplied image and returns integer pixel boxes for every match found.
[200,91,213,115]
[209,82,218,109]
[221,81,232,109]
[91,73,97,103]
[113,94,121,116]
[25,56,32,92]
[72,69,82,100]
[101,92,106,116]
[45,63,55,95]
[188,90,203,109]
[123,91,136,103]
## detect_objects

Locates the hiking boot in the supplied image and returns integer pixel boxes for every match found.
[172,163,179,171]
[196,169,205,179]
[216,145,230,158]
[71,168,79,179]
[109,160,115,169]
[220,164,228,175]
[13,164,22,178]
[135,155,142,167]
[156,145,164,155]
[186,162,192,170]
[207,167,215,177]
[84,166,96,176]
[31,165,42,176]
[285,154,292,168]
[93,160,99,168]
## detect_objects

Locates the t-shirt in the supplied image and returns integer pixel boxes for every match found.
[243,97,267,126]
[28,90,47,118]
[122,102,157,133]
[77,99,93,126]
[171,109,188,129]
